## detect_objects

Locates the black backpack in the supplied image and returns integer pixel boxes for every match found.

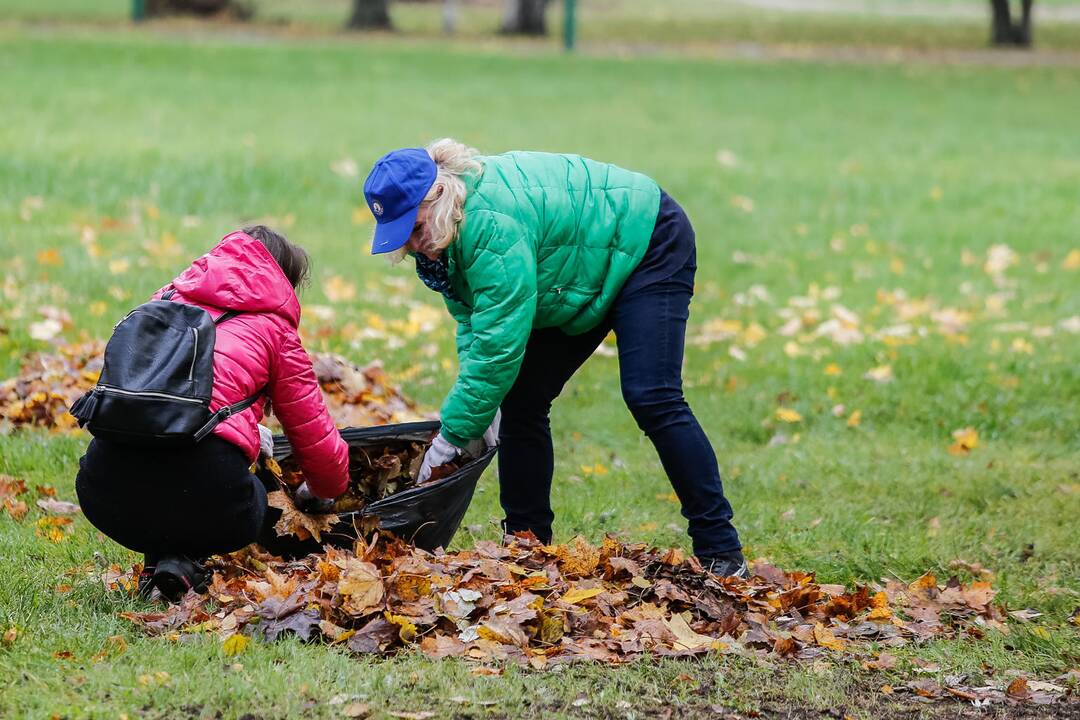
[70,289,261,446]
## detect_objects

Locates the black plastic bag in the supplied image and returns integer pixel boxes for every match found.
[257,421,496,556]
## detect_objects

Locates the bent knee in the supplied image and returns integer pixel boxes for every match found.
[621,383,684,413]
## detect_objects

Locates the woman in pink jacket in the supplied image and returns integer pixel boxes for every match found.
[75,227,349,600]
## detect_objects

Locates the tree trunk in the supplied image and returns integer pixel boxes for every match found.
[348,0,393,30]
[990,0,1034,47]
[443,0,459,35]
[144,0,252,19]
[501,0,550,36]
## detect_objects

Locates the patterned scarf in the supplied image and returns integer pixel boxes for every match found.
[413,253,460,302]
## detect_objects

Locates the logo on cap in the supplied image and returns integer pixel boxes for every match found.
[372,201,384,217]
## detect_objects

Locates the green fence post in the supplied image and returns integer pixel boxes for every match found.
[563,0,576,51]
[132,0,146,22]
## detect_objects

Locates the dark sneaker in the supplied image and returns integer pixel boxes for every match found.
[699,551,749,579]
[152,555,209,602]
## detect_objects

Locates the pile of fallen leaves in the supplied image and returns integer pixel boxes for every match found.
[0,344,422,434]
[120,533,1030,674]
[0,342,103,433]
[304,354,423,429]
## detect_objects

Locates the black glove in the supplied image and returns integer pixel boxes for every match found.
[294,482,335,514]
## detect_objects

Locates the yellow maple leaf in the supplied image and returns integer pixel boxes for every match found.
[323,275,356,303]
[1063,249,1080,270]
[775,407,802,423]
[846,409,862,428]
[813,622,846,651]
[664,612,719,651]
[36,249,62,266]
[948,427,979,455]
[866,606,892,621]
[560,586,604,605]
[730,195,754,213]
[824,363,842,376]
[384,613,418,643]
[337,558,385,616]
[222,634,248,657]
[1010,337,1034,355]
[742,322,767,346]
[863,365,894,384]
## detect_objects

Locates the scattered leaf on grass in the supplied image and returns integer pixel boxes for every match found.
[222,634,248,657]
[35,516,73,542]
[1,476,29,521]
[863,365,894,384]
[775,407,803,423]
[948,426,979,456]
[36,498,80,515]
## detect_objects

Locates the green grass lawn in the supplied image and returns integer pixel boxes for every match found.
[1,24,1079,719]
[4,0,1080,51]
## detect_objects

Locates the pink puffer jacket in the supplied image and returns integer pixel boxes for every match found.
[154,231,349,499]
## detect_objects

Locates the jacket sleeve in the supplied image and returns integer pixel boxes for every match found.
[443,295,474,358]
[268,326,350,499]
[439,211,537,448]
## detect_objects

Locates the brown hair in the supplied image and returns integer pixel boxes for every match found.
[243,225,310,289]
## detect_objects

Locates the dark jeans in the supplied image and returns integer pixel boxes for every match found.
[76,436,268,561]
[498,193,741,556]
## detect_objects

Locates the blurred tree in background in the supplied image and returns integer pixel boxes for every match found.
[500,0,551,35]
[348,0,393,30]
[990,0,1034,46]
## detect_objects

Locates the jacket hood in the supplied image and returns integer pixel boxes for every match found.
[171,232,301,326]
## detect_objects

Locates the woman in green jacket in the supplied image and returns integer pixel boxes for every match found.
[362,139,745,576]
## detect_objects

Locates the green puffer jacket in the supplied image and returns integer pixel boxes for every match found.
[438,151,661,448]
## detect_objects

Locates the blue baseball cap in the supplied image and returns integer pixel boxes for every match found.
[363,148,438,255]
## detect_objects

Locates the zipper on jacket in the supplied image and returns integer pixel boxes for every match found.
[188,327,199,382]
[96,385,204,405]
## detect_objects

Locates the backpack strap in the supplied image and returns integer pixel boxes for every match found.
[160,289,240,325]
[192,390,265,443]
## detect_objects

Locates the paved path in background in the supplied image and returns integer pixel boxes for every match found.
[589,38,1080,66]
[729,0,1080,22]
[10,19,1080,67]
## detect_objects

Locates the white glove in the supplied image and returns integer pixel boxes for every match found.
[294,481,334,513]
[418,433,461,483]
[482,409,501,449]
[258,424,274,459]
[465,410,501,458]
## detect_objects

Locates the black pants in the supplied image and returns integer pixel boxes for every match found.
[76,436,268,561]
[498,193,741,556]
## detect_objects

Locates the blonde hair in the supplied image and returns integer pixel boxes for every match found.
[386,138,482,264]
